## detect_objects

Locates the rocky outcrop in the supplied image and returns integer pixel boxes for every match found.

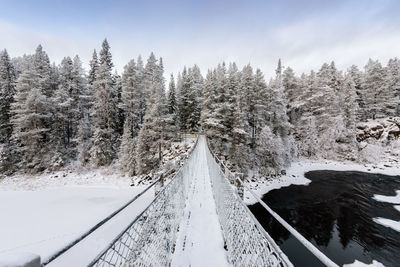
[357,117,400,142]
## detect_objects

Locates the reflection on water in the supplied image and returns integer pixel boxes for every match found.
[248,170,400,267]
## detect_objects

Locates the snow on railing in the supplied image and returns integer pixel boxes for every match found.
[205,139,292,267]
[205,138,339,267]
[88,136,199,267]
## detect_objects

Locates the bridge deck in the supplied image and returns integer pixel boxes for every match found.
[171,136,229,267]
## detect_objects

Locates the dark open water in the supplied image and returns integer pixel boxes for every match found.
[248,170,400,267]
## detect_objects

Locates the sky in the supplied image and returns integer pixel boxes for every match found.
[0,0,399,79]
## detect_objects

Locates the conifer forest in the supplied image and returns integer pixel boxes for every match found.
[0,40,399,178]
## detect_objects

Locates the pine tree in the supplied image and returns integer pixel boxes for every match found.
[88,50,98,86]
[71,56,90,164]
[11,69,52,171]
[119,59,137,117]
[119,116,136,175]
[33,45,52,97]
[268,60,291,139]
[362,59,387,119]
[347,65,365,121]
[335,74,358,159]
[136,54,170,175]
[256,60,293,175]
[385,58,400,116]
[0,49,16,143]
[187,65,202,130]
[90,39,119,166]
[238,64,254,144]
[282,67,298,106]
[166,74,179,140]
[228,64,249,173]
[168,74,177,115]
[255,125,285,176]
[0,50,17,173]
[200,70,217,137]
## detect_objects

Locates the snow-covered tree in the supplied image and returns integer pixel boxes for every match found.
[282,66,298,106]
[0,50,16,143]
[177,66,202,131]
[136,54,171,175]
[53,57,74,160]
[119,116,136,175]
[88,50,98,86]
[11,69,53,170]
[362,59,387,119]
[90,39,119,166]
[347,65,364,121]
[255,125,285,176]
[168,74,177,115]
[0,50,17,173]
[385,58,400,116]
[72,56,91,164]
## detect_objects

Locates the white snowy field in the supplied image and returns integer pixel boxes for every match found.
[0,169,154,266]
[0,138,196,265]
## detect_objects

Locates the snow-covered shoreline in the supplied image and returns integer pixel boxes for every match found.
[244,158,400,205]
[0,137,196,192]
[0,166,133,191]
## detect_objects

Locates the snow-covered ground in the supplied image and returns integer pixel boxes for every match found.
[0,137,197,265]
[0,166,133,191]
[0,184,154,266]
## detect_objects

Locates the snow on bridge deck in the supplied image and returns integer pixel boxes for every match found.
[171,136,229,267]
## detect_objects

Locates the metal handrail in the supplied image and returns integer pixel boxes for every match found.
[206,137,339,267]
[88,135,199,266]
[41,176,162,266]
[205,137,292,267]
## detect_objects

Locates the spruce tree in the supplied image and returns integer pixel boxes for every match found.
[11,69,52,171]
[136,54,170,175]
[0,49,16,143]
[0,50,17,173]
[90,39,119,166]
[168,74,177,115]
[362,59,386,119]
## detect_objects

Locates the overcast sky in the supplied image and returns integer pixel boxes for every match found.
[1,0,399,78]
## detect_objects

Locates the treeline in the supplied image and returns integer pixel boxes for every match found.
[202,59,400,176]
[0,40,172,174]
[0,39,399,177]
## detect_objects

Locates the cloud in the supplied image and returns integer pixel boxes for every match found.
[0,2,399,82]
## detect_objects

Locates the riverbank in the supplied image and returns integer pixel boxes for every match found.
[244,158,400,205]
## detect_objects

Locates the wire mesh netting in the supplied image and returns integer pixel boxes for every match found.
[89,135,292,267]
[205,140,293,267]
[89,138,198,267]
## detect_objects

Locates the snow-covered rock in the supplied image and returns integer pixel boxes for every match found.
[357,117,400,142]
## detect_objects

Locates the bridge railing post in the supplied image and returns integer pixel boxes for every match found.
[236,173,244,200]
[160,173,164,188]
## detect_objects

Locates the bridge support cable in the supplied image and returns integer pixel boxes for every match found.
[206,138,339,267]
[88,136,199,267]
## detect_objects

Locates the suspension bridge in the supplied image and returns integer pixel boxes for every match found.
[31,135,338,267]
